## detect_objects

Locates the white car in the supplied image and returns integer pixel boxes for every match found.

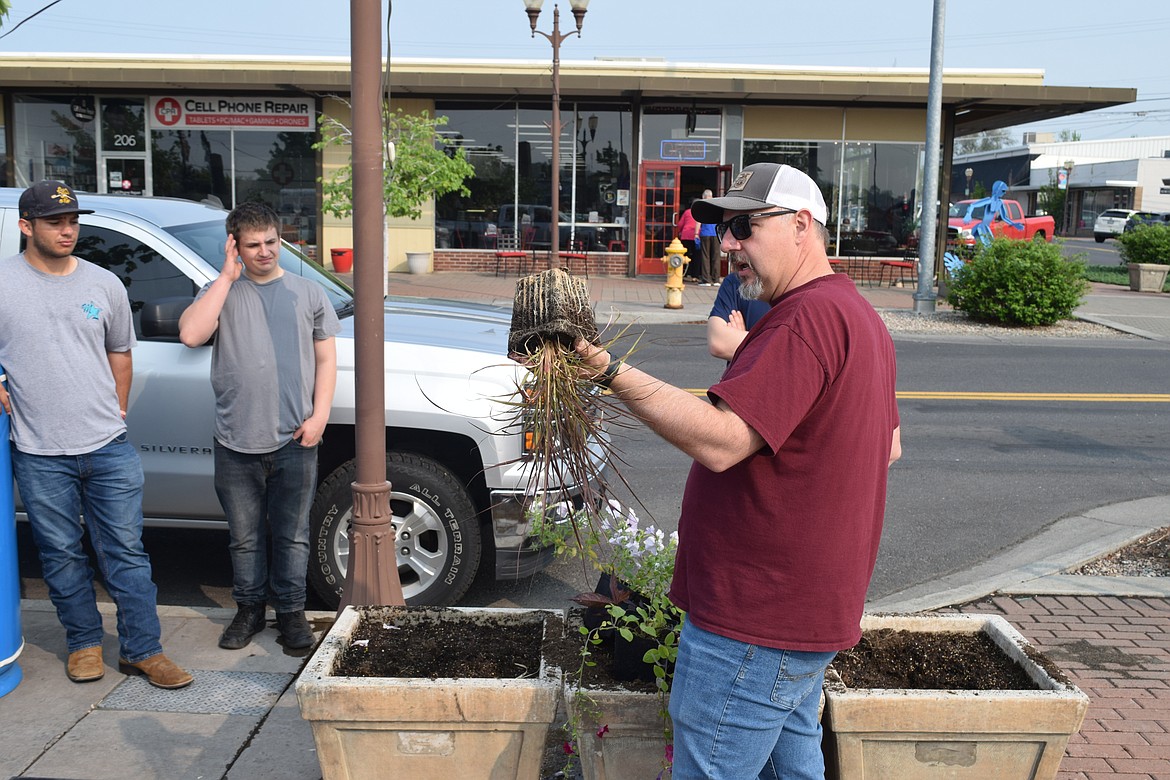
[1093,209,1137,243]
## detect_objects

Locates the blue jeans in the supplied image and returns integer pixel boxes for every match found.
[668,620,836,780]
[214,440,316,613]
[12,435,163,663]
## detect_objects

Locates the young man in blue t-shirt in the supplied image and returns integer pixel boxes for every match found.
[707,253,772,361]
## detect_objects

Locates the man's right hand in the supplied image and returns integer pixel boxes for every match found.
[0,383,11,416]
[221,234,243,283]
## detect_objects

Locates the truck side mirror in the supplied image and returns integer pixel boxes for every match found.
[140,296,197,343]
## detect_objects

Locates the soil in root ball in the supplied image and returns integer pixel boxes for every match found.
[832,629,1039,690]
[334,608,546,679]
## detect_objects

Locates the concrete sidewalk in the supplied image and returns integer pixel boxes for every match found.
[375,270,1170,341]
[2,272,1168,779]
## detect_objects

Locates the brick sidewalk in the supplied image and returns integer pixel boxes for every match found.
[956,595,1170,779]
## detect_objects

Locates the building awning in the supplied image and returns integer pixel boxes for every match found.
[0,54,1136,137]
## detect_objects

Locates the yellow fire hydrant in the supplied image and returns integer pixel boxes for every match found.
[661,237,690,309]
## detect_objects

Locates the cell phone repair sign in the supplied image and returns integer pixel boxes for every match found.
[150,96,316,131]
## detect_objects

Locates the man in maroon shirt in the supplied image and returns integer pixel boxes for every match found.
[576,163,900,779]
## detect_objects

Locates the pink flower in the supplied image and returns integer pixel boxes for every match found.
[562,741,575,756]
[596,724,610,738]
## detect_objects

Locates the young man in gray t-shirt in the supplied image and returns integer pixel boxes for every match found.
[0,180,191,689]
[179,201,339,650]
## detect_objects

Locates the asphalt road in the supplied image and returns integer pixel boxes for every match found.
[15,311,1170,612]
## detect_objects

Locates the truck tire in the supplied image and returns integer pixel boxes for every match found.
[308,452,482,608]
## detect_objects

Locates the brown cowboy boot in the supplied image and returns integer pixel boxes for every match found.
[118,652,193,689]
[66,646,105,683]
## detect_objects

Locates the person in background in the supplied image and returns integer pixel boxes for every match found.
[707,252,772,361]
[676,199,703,282]
[550,163,900,779]
[696,187,721,286]
[178,202,340,651]
[0,181,192,689]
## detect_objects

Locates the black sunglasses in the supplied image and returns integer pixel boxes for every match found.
[715,209,797,242]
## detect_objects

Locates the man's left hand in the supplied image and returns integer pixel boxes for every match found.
[294,416,327,447]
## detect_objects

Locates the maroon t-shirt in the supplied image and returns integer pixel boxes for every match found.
[669,273,899,652]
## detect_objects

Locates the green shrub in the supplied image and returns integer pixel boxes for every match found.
[946,237,1089,326]
[1115,224,1170,266]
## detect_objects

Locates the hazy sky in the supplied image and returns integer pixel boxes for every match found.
[2,0,1167,141]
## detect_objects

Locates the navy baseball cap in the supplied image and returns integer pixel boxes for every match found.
[19,180,94,220]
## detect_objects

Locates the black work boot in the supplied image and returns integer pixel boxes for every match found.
[218,602,267,650]
[275,610,315,649]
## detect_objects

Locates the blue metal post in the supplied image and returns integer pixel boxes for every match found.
[0,362,23,697]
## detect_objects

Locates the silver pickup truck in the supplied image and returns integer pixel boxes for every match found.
[1,190,604,607]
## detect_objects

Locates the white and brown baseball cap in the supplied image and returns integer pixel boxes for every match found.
[692,163,827,225]
[19,180,94,220]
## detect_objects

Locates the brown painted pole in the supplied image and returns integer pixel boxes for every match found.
[527,2,588,267]
[549,3,562,264]
[340,0,404,611]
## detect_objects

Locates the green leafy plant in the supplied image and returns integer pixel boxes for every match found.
[946,237,1089,326]
[314,105,474,220]
[529,498,679,776]
[1116,224,1170,266]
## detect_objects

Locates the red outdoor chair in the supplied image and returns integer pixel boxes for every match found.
[493,232,527,277]
[557,238,590,278]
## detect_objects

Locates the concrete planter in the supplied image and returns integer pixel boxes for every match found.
[295,605,562,780]
[566,685,671,780]
[822,613,1088,780]
[1127,262,1169,292]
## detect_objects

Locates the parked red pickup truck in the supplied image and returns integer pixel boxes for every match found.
[948,199,1055,246]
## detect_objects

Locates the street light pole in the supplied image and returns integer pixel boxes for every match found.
[1062,159,1075,237]
[341,0,403,610]
[524,0,588,264]
[913,0,946,314]
[964,167,973,197]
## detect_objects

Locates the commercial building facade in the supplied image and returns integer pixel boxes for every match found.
[953,135,1170,237]
[0,53,1133,274]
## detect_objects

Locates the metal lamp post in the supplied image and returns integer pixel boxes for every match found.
[523,0,589,263]
[578,113,598,162]
[964,167,973,197]
[1062,159,1075,236]
[340,0,404,610]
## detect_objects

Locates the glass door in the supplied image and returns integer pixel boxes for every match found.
[98,97,149,196]
[637,162,680,274]
[103,158,147,196]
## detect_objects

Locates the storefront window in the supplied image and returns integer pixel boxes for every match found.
[234,130,318,246]
[101,98,146,154]
[152,128,318,250]
[744,138,923,254]
[435,101,632,251]
[12,95,98,191]
[153,129,232,205]
[744,139,842,227]
[566,108,631,251]
[641,107,721,163]
[433,106,522,249]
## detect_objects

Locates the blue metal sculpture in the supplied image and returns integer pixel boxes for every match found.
[963,180,1023,246]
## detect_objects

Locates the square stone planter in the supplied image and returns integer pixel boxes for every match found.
[1127,262,1169,292]
[295,605,563,780]
[566,685,671,780]
[822,613,1088,780]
